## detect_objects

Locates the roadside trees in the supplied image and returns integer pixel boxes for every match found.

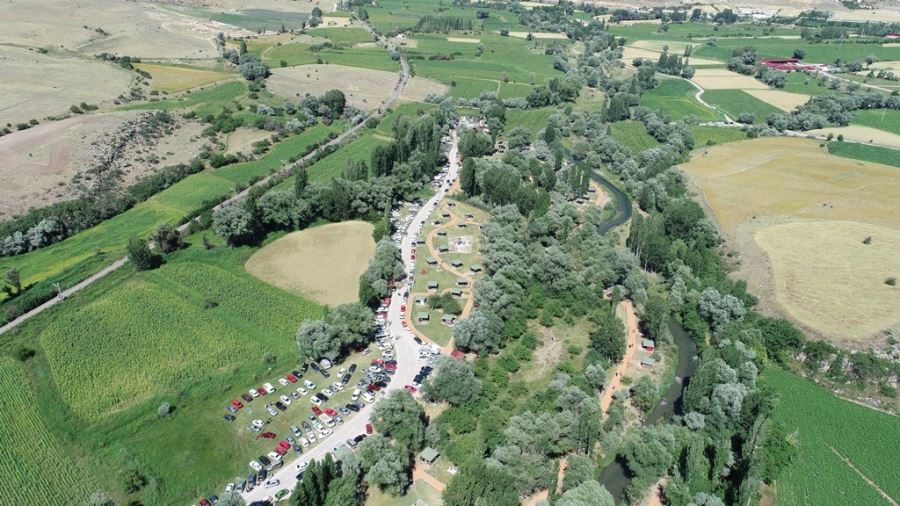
[422,357,482,405]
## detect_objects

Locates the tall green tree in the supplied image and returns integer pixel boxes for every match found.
[127,237,160,271]
[371,390,426,451]
[443,460,519,506]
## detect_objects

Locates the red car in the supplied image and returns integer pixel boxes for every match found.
[367,384,381,392]
[384,363,397,371]
[257,387,267,396]
[230,400,244,410]
[371,359,384,366]
[286,374,298,383]
[277,440,291,451]
[400,305,407,312]
[275,446,288,456]
[199,498,211,506]
[324,408,336,416]
[311,405,322,416]
[260,432,277,439]
[402,321,408,328]
[404,385,417,393]
[366,423,373,434]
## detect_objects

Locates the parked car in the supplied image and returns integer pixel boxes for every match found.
[249,389,261,398]
[297,387,308,396]
[266,406,278,416]
[263,383,275,394]
[348,364,357,374]
[286,374,299,383]
[250,461,263,472]
[291,425,302,437]
[223,414,236,422]
[260,432,277,439]
[278,378,289,386]
[258,455,271,467]
[257,387,267,396]
[304,379,316,389]
[290,391,300,400]
[339,406,351,415]
[241,393,254,403]
[334,415,344,424]
[279,395,292,406]
[323,407,336,416]
[265,478,280,488]
[231,400,244,410]
[310,396,323,406]
[404,385,417,393]
[277,440,291,451]
[274,401,287,411]
[225,483,234,493]
[366,423,373,434]
[299,437,309,447]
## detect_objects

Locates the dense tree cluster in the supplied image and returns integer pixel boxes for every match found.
[766,91,899,131]
[422,357,483,405]
[296,303,375,362]
[359,238,405,308]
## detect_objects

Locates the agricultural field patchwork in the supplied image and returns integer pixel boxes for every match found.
[245,221,376,306]
[640,78,721,121]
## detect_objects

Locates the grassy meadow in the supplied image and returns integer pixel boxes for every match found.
[702,89,782,123]
[609,120,660,153]
[827,141,900,168]
[640,78,721,121]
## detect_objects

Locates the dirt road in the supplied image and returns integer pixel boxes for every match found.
[600,299,642,413]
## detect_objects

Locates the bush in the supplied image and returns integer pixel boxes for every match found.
[15,346,36,361]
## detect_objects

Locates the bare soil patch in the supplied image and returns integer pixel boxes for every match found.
[320,16,353,27]
[622,45,722,66]
[245,221,376,306]
[399,77,450,103]
[744,89,810,111]
[680,137,900,345]
[447,37,480,43]
[506,31,569,39]
[832,9,900,22]
[806,125,900,149]
[0,46,133,125]
[691,68,769,90]
[225,127,273,156]
[133,63,232,93]
[0,112,206,220]
[267,64,398,110]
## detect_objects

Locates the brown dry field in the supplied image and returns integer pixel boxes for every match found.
[245,221,376,307]
[622,45,722,66]
[267,64,399,110]
[0,46,134,125]
[447,37,481,43]
[225,127,273,156]
[691,68,769,90]
[0,0,253,59]
[680,137,900,346]
[806,125,900,149]
[133,63,233,93]
[399,77,450,104]
[506,31,570,39]
[744,89,810,111]
[0,112,206,220]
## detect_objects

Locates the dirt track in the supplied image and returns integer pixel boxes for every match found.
[600,299,642,413]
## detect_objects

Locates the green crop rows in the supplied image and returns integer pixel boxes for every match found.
[0,358,98,504]
[640,78,722,121]
[702,89,781,123]
[765,367,900,505]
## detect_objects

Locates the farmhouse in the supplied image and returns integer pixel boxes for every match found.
[438,245,450,253]
[437,231,448,237]
[419,447,440,465]
[642,339,655,352]
[442,211,451,218]
[760,58,829,72]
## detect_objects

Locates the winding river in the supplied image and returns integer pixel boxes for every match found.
[590,170,700,503]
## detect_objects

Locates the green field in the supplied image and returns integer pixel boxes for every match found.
[165,5,309,31]
[0,358,99,504]
[120,81,248,114]
[273,133,391,192]
[609,120,660,153]
[852,109,900,136]
[765,367,900,505]
[265,44,399,71]
[693,37,900,65]
[702,89,782,123]
[827,141,900,168]
[3,234,325,504]
[690,125,748,146]
[0,124,341,295]
[640,78,721,121]
[306,26,374,46]
[782,72,841,96]
[608,22,798,44]
[364,0,530,33]
[506,107,556,135]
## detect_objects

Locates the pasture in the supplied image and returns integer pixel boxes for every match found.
[690,125,749,147]
[609,120,660,153]
[264,42,399,72]
[268,64,401,110]
[765,367,900,506]
[679,137,900,344]
[851,109,900,136]
[640,78,721,121]
[702,89,783,123]
[307,26,373,46]
[505,107,556,135]
[133,63,233,93]
[245,221,376,306]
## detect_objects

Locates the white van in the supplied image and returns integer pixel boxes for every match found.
[351,389,361,401]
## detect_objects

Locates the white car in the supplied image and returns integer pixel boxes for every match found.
[278,378,289,386]
[225,483,234,493]
[307,432,317,443]
[351,389,361,401]
[265,479,280,488]
[322,387,333,396]
[296,462,309,472]
[266,406,278,416]
[319,427,333,437]
[338,368,347,376]
[249,389,260,398]
[310,396,323,406]
[331,382,344,391]
[280,395,292,406]
[250,461,263,472]
[267,451,282,463]
[304,379,316,389]
[263,383,275,394]
[299,437,310,448]
[362,392,375,404]
[296,387,308,396]
[382,351,394,360]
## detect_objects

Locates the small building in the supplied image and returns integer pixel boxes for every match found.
[888,32,900,40]
[417,312,430,322]
[469,264,482,273]
[456,278,469,287]
[433,220,442,226]
[419,447,440,465]
[438,245,449,253]
[451,260,463,268]
[447,202,456,207]
[450,287,462,297]
[441,314,457,326]
[641,357,656,369]
[442,211,451,218]
[427,281,439,290]
[642,339,655,352]
[465,213,475,219]
[415,296,428,305]
[458,223,467,228]
[437,231,448,237]
[426,257,438,265]
[417,238,426,245]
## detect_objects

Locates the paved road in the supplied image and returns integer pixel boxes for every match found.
[0,26,409,337]
[242,131,461,503]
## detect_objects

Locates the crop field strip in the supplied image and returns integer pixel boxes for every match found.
[0,358,98,505]
[766,367,900,505]
[609,120,660,153]
[639,78,721,121]
[701,89,783,123]
[0,123,341,297]
[827,141,900,168]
